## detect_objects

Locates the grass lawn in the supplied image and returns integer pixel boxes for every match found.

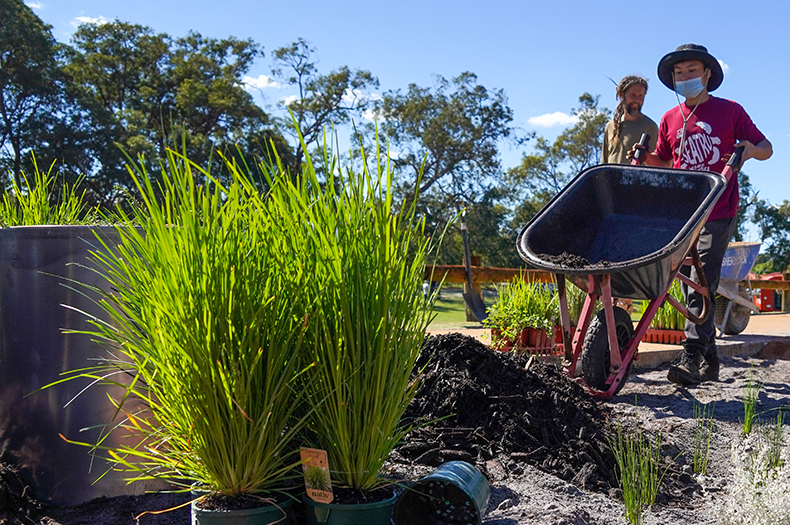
[427,284,497,330]
[426,284,649,330]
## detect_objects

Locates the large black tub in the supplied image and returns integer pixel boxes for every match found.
[0,226,147,505]
[517,165,727,300]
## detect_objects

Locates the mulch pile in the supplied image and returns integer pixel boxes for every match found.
[392,333,618,491]
[0,463,43,525]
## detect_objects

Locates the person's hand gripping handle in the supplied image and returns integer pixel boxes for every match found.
[721,145,745,183]
[630,133,650,166]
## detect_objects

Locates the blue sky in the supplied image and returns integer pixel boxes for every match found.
[26,0,789,239]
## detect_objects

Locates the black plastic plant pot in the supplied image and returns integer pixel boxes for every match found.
[392,461,491,525]
[0,226,136,505]
[517,165,726,300]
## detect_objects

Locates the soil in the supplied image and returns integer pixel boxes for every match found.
[537,252,593,269]
[393,333,617,492]
[537,252,618,271]
[2,333,789,525]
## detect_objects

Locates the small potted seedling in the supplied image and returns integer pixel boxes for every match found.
[483,277,559,353]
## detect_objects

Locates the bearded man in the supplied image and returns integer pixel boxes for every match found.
[602,76,658,164]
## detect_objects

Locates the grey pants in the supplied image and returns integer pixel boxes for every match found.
[680,216,738,356]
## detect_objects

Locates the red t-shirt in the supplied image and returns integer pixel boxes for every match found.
[654,96,766,220]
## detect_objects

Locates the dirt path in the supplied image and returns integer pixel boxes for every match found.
[482,354,790,525]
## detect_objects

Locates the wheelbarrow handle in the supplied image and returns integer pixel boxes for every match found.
[721,144,746,183]
[630,133,651,166]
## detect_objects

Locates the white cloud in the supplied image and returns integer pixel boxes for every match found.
[341,88,382,108]
[341,90,383,122]
[242,75,281,90]
[25,2,43,9]
[718,59,731,74]
[71,15,109,27]
[362,109,385,123]
[280,95,298,108]
[528,112,579,128]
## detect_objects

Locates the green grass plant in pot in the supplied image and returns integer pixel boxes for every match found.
[52,149,314,523]
[650,280,686,330]
[483,277,559,352]
[279,140,435,525]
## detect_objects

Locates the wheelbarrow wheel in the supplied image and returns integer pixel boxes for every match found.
[581,307,634,393]
[715,286,751,335]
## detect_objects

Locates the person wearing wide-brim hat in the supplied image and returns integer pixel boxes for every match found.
[631,44,772,387]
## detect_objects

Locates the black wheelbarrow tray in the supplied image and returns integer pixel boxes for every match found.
[517,164,727,398]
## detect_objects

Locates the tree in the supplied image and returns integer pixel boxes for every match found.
[62,21,170,204]
[0,0,63,189]
[733,170,758,242]
[63,21,290,206]
[506,93,609,229]
[271,38,378,175]
[508,93,609,197]
[376,72,514,205]
[753,199,790,273]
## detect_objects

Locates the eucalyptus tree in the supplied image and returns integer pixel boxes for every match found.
[64,21,289,206]
[508,93,609,197]
[376,72,515,206]
[753,199,790,273]
[270,38,379,176]
[0,0,63,189]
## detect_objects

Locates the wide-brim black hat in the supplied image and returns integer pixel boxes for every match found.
[657,44,723,92]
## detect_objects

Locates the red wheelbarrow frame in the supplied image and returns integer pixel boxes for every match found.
[554,139,745,399]
[555,242,711,399]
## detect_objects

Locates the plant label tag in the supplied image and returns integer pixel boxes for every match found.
[300,447,333,503]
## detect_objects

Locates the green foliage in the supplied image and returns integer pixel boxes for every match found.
[765,409,785,470]
[649,280,686,330]
[271,38,379,175]
[509,93,609,197]
[62,20,290,207]
[51,147,314,496]
[753,199,790,273]
[0,154,94,225]
[743,367,763,435]
[276,136,434,491]
[692,400,715,474]
[376,72,514,202]
[566,282,595,326]
[0,0,64,189]
[483,278,559,347]
[609,420,670,525]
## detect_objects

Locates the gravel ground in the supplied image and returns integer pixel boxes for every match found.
[481,354,790,525]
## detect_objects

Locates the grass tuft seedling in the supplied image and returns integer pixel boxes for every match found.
[692,400,715,474]
[743,367,763,435]
[765,409,785,471]
[609,420,670,525]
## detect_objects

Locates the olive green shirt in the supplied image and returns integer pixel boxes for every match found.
[602,114,659,165]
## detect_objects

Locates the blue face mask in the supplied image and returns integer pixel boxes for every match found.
[674,77,705,99]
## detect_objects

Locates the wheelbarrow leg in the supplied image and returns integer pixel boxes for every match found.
[562,275,599,378]
[599,275,623,371]
[556,275,573,363]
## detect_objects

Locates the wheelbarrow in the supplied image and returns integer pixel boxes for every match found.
[715,241,761,335]
[516,144,741,398]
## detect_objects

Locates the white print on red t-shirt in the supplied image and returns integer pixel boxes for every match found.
[674,121,721,171]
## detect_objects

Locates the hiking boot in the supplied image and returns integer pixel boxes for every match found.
[699,351,720,382]
[667,349,703,385]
